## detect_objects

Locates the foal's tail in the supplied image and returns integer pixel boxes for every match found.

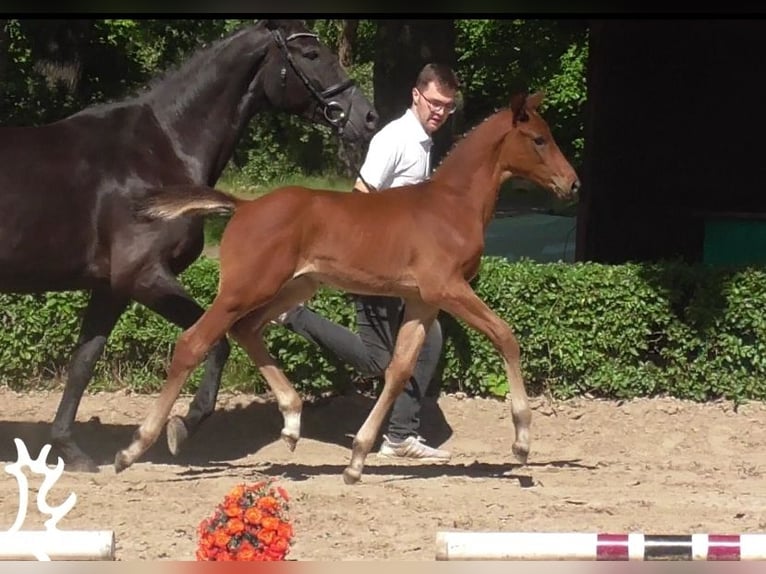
[138,185,242,221]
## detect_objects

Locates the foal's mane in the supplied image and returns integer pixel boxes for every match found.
[431,107,515,181]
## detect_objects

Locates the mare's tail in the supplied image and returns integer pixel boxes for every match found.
[138,185,242,220]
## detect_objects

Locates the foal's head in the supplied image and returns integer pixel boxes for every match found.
[500,92,580,199]
[259,20,378,143]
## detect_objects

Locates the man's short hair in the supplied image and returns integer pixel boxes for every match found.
[415,63,460,93]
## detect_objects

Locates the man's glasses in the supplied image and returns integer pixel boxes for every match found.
[416,89,456,115]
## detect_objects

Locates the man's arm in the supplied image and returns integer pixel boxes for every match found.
[353,127,397,193]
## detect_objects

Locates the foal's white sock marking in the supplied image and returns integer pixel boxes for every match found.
[282,411,301,439]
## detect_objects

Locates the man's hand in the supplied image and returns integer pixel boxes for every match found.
[353,178,375,193]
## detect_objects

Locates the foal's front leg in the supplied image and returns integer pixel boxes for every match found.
[438,279,531,464]
[114,302,240,473]
[128,266,231,456]
[343,299,438,484]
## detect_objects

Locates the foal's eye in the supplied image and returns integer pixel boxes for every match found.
[303,50,319,60]
[533,136,546,146]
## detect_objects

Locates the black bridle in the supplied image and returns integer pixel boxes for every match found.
[272,29,356,135]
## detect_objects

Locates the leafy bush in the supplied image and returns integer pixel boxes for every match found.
[2,257,766,405]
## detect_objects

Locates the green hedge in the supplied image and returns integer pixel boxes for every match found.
[2,256,766,403]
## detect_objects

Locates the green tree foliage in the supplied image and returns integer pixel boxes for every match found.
[0,19,230,126]
[455,19,588,165]
[0,18,588,180]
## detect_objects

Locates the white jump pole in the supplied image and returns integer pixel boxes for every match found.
[435,531,766,561]
[0,530,115,561]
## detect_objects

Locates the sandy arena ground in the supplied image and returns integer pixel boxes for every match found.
[1,388,765,560]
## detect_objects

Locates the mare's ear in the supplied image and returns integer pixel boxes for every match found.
[509,92,530,124]
[262,19,306,33]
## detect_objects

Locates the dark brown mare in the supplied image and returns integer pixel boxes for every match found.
[0,19,377,472]
[115,92,579,483]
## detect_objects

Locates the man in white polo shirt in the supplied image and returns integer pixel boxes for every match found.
[280,63,460,461]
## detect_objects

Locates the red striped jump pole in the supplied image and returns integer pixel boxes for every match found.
[435,532,766,561]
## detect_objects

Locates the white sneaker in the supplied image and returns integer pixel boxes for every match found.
[377,434,451,462]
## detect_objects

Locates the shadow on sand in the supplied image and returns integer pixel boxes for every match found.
[0,393,451,469]
[0,392,594,485]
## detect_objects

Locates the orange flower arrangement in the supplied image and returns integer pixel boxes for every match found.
[196,479,293,561]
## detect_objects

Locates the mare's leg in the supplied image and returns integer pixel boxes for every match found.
[51,287,128,472]
[230,277,318,449]
[128,266,230,455]
[437,279,531,464]
[113,297,241,473]
[343,298,438,484]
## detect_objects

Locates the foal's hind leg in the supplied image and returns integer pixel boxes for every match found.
[437,279,531,464]
[344,298,438,484]
[51,287,128,472]
[128,266,230,456]
[229,277,319,450]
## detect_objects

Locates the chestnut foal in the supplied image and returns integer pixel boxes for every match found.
[115,92,580,483]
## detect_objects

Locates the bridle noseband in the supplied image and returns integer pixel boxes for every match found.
[272,29,356,134]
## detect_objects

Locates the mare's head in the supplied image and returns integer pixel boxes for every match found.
[499,92,580,200]
[259,20,378,143]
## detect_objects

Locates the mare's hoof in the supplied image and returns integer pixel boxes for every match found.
[52,441,101,473]
[512,442,530,465]
[166,416,189,457]
[114,451,132,474]
[281,431,298,452]
[342,467,361,485]
[64,456,101,474]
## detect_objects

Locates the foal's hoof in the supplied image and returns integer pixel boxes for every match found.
[113,451,132,474]
[166,416,189,457]
[342,467,361,485]
[281,431,298,452]
[512,442,530,465]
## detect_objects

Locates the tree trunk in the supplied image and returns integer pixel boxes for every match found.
[338,19,358,69]
[30,19,88,94]
[0,20,8,92]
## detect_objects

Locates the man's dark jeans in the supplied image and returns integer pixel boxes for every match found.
[282,294,442,441]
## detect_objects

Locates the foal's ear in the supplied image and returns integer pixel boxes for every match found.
[509,92,530,124]
[526,91,545,111]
